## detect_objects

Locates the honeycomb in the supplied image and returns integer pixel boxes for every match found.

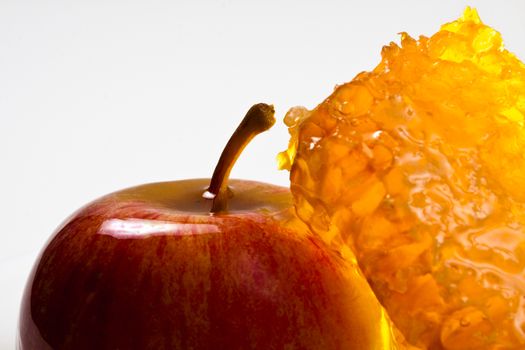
[279,8,525,350]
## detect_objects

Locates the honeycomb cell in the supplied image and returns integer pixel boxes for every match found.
[279,8,525,350]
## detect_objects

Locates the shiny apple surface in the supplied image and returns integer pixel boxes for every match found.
[19,179,393,349]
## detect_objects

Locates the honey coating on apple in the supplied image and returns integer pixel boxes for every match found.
[279,8,525,350]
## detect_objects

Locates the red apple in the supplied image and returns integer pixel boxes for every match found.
[18,104,395,349]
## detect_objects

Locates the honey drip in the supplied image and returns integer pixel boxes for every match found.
[279,8,525,349]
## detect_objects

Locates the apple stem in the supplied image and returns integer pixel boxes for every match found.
[206,103,275,213]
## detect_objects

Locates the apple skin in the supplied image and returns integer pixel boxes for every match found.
[18,179,392,350]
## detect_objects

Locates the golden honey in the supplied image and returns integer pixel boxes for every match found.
[279,8,525,349]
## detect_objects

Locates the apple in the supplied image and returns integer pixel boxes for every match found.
[18,104,394,349]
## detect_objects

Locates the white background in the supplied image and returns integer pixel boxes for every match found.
[1,0,524,348]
